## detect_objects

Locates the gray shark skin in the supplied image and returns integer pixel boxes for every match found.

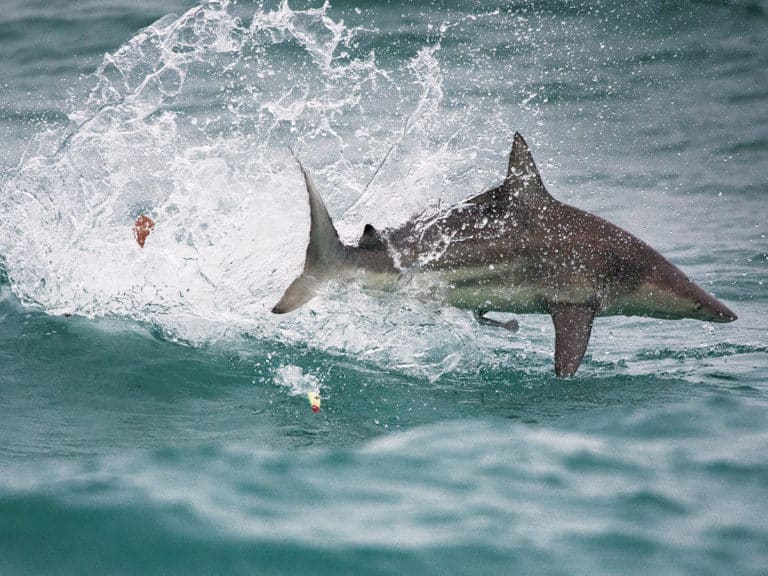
[273,133,737,377]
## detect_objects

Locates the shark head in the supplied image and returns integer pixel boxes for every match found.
[627,259,737,323]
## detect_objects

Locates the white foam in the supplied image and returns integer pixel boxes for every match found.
[274,364,321,397]
[0,0,548,380]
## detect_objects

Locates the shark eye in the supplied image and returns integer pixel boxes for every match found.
[694,302,703,312]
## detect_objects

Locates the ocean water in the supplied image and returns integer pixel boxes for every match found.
[1,0,767,574]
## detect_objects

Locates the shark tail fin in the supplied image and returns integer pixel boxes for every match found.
[272,159,345,314]
[272,273,319,314]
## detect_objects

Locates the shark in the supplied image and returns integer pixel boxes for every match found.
[272,133,737,376]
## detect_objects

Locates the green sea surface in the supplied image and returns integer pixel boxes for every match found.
[1,1,766,574]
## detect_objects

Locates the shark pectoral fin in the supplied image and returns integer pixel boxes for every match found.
[549,303,595,377]
[272,274,318,314]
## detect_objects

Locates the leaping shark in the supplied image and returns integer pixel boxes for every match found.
[272,133,737,376]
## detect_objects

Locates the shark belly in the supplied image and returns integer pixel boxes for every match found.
[401,264,585,314]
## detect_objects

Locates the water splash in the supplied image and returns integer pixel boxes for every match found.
[274,364,322,397]
[0,0,547,380]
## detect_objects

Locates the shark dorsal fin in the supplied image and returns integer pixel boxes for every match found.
[503,132,553,207]
[358,224,387,251]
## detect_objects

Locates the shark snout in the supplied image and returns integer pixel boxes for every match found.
[685,277,737,322]
[700,296,737,323]
[641,265,738,324]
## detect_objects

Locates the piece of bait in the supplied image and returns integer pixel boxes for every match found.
[134,215,155,248]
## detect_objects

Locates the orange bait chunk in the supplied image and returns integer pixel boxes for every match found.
[133,215,155,248]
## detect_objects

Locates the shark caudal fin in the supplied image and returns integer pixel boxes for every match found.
[272,159,345,314]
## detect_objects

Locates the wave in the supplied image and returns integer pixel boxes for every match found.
[1,415,766,573]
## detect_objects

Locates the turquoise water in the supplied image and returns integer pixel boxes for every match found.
[1,1,767,574]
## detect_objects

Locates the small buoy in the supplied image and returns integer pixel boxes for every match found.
[133,215,155,248]
[307,391,321,413]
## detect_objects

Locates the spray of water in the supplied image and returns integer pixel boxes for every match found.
[0,0,549,380]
